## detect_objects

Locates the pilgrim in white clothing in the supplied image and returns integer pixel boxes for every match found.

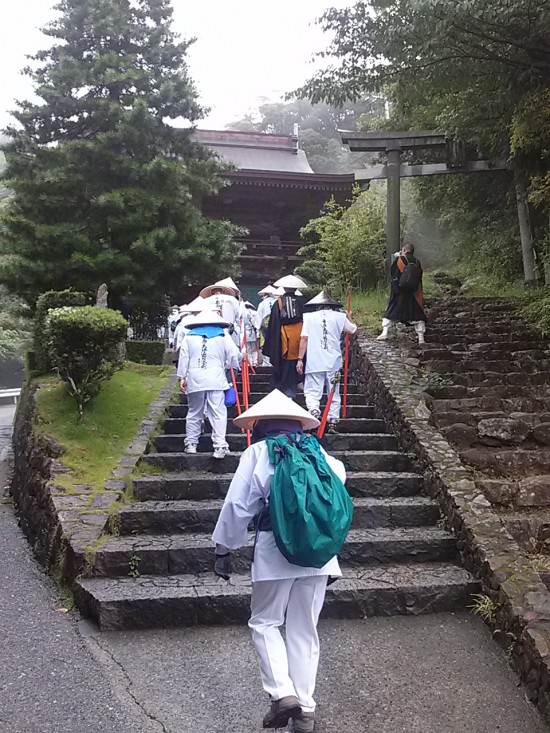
[298,292,357,426]
[256,286,278,365]
[200,278,242,348]
[212,391,345,729]
[173,297,207,353]
[177,310,240,457]
[243,302,260,365]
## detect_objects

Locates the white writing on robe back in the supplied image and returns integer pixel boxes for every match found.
[177,332,240,394]
[301,310,357,374]
[212,441,344,582]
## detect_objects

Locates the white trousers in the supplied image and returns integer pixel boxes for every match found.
[382,317,426,336]
[248,575,328,713]
[304,371,341,421]
[185,390,228,449]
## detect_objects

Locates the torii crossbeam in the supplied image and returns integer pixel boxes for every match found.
[339,130,535,283]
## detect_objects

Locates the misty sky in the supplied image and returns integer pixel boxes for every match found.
[0,0,351,131]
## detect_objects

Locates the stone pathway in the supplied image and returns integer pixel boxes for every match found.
[0,409,154,733]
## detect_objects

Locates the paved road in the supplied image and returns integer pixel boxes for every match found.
[0,413,156,733]
[1,401,548,733]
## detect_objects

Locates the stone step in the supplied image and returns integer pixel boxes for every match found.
[428,326,533,339]
[74,563,479,630]
[451,372,550,388]
[427,383,550,400]
[116,496,440,535]
[460,447,550,478]
[90,527,458,577]
[140,450,415,474]
[162,417,388,436]
[431,397,550,414]
[133,471,425,502]
[426,332,541,345]
[153,433,399,454]
[422,360,550,375]
[169,403,377,419]
[420,349,549,363]
[426,341,541,353]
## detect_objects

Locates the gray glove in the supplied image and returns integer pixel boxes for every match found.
[214,552,232,580]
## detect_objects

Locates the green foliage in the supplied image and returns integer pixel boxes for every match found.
[296,0,550,282]
[0,0,240,310]
[468,593,500,626]
[47,306,128,419]
[298,188,386,292]
[35,361,169,490]
[520,290,550,338]
[126,339,165,365]
[34,289,89,373]
[413,174,523,282]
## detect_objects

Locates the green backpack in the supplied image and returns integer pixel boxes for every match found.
[265,433,354,569]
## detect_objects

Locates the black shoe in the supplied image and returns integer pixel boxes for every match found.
[293,711,316,732]
[263,696,302,729]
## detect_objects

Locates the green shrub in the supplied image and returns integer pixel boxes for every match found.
[48,306,128,419]
[298,187,386,292]
[125,340,165,365]
[34,289,89,373]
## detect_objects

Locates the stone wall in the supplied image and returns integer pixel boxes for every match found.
[353,336,550,722]
[10,375,176,584]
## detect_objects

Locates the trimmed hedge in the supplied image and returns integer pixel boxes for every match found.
[125,340,166,365]
[34,289,88,373]
[48,306,128,419]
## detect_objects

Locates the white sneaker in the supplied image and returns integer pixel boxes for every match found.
[185,444,197,454]
[376,332,389,341]
[213,447,230,460]
[418,334,426,345]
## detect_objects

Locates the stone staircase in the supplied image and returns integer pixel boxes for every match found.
[419,296,550,567]
[74,367,478,630]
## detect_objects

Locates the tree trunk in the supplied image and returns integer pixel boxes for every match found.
[515,178,537,286]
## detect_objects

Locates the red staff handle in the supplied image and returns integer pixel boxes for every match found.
[241,322,252,446]
[318,372,342,439]
[343,288,352,419]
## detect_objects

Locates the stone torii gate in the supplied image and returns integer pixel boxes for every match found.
[339,130,536,284]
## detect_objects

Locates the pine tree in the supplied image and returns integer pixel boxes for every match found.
[0,0,240,310]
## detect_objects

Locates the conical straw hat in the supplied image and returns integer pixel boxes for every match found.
[185,309,231,328]
[233,389,320,431]
[199,277,240,299]
[179,296,207,314]
[273,275,308,290]
[306,290,342,307]
[258,285,278,296]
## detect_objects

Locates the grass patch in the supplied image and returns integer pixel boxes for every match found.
[35,361,170,492]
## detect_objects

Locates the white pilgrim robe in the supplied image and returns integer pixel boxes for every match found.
[255,296,276,330]
[173,315,194,352]
[204,294,241,345]
[212,441,343,582]
[301,309,357,374]
[177,331,240,393]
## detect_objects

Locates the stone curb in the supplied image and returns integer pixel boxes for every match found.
[10,372,177,583]
[353,335,550,722]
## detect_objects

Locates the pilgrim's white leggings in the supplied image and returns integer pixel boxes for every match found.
[248,575,328,713]
[185,390,228,449]
[304,370,341,421]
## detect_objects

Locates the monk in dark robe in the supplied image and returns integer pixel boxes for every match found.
[377,243,426,345]
[263,275,307,398]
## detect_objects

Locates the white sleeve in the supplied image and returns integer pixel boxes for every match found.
[343,318,358,335]
[176,338,190,379]
[212,448,265,549]
[321,447,347,485]
[224,333,241,369]
[301,314,310,338]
